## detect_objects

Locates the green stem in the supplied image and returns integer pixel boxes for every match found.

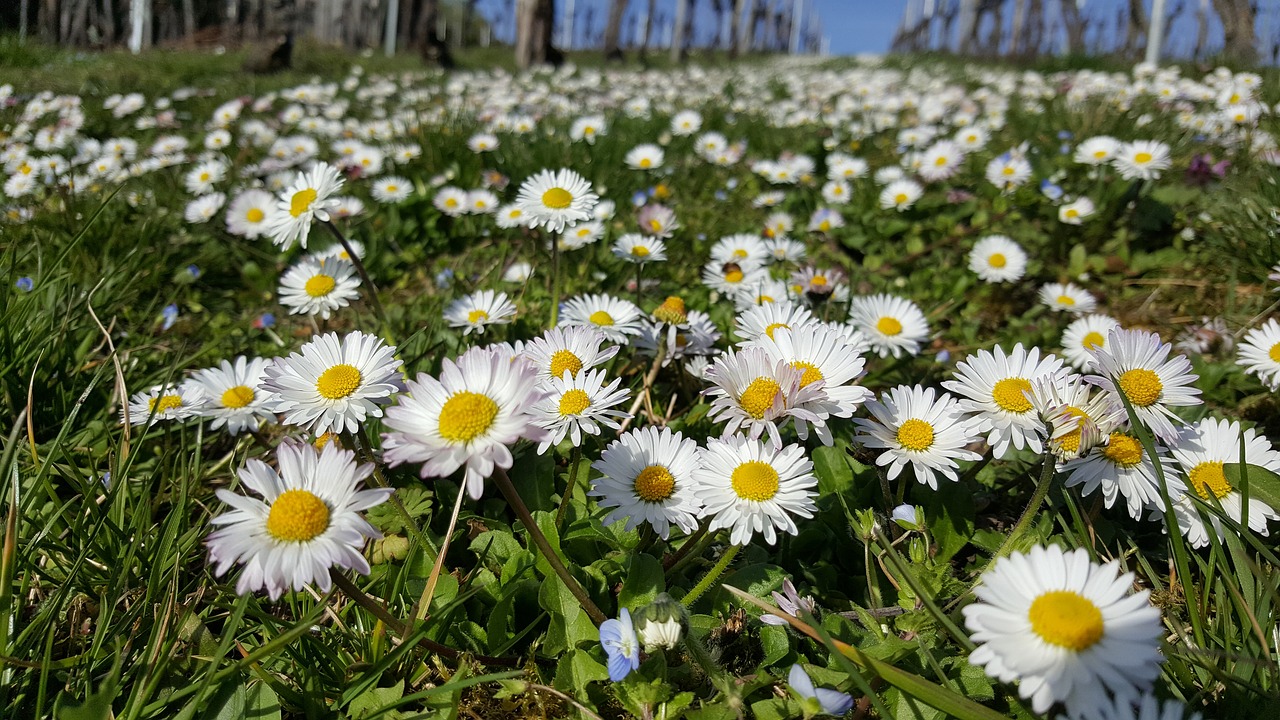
[549,235,560,327]
[413,482,466,623]
[663,521,709,571]
[680,543,740,608]
[554,444,583,531]
[988,453,1057,565]
[322,220,393,342]
[492,467,607,625]
[352,428,434,557]
[634,263,643,307]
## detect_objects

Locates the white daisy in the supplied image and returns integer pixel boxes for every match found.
[589,426,703,540]
[434,186,468,217]
[514,168,599,233]
[1031,373,1122,461]
[1062,428,1182,519]
[381,347,544,499]
[612,234,667,264]
[265,162,344,250]
[1062,314,1121,371]
[854,384,983,490]
[734,301,816,345]
[371,176,411,203]
[625,144,665,170]
[529,368,631,453]
[963,545,1164,717]
[943,344,1068,459]
[495,203,527,229]
[1086,328,1202,445]
[123,383,206,426]
[703,345,822,448]
[969,235,1027,283]
[184,193,226,224]
[520,325,620,383]
[849,293,931,359]
[1166,417,1280,547]
[710,234,770,266]
[278,256,361,319]
[1113,140,1171,181]
[443,289,517,336]
[752,326,873,444]
[225,189,274,239]
[558,293,645,344]
[985,153,1033,192]
[190,356,276,435]
[701,259,766,297]
[263,330,403,435]
[1237,318,1280,391]
[1040,282,1097,314]
[206,440,391,600]
[1058,197,1096,225]
[1074,136,1121,166]
[694,436,817,546]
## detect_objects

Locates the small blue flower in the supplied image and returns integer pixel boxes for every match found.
[725,178,739,190]
[1040,179,1064,201]
[788,664,853,716]
[161,304,179,331]
[1057,130,1074,141]
[714,190,728,201]
[434,268,454,289]
[252,312,276,329]
[631,191,648,208]
[186,264,201,279]
[599,608,641,682]
[1060,143,1072,155]
[934,349,950,363]
[15,277,33,292]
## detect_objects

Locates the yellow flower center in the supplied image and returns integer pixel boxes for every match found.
[290,188,317,217]
[305,274,336,297]
[818,220,831,232]
[811,275,828,287]
[988,253,1007,268]
[148,395,184,413]
[724,270,744,284]
[1028,590,1104,651]
[220,385,255,409]
[198,172,210,182]
[1093,150,1107,159]
[1118,368,1162,407]
[1102,433,1143,468]
[445,198,459,208]
[246,207,265,223]
[876,317,903,336]
[1188,461,1232,500]
[438,391,499,442]
[541,187,573,209]
[1082,331,1106,350]
[630,245,651,258]
[790,361,823,388]
[549,349,584,378]
[934,156,948,167]
[1002,166,1016,176]
[896,418,935,452]
[589,310,615,326]
[385,184,398,193]
[266,489,331,542]
[733,249,749,258]
[639,158,652,169]
[1057,295,1076,306]
[764,322,789,340]
[992,378,1033,413]
[1065,209,1079,219]
[893,192,908,204]
[739,377,782,419]
[467,309,490,324]
[1134,152,1153,164]
[653,296,687,325]
[316,364,362,399]
[731,461,780,502]
[558,388,591,416]
[1056,406,1089,454]
[634,464,676,502]
[1269,342,1280,363]
[648,219,663,232]
[759,294,775,304]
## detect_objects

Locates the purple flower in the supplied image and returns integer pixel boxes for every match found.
[761,578,816,626]
[1185,153,1230,187]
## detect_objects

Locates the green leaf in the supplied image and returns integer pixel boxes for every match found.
[197,679,245,720]
[923,481,975,562]
[245,682,282,720]
[551,648,609,700]
[347,680,405,720]
[54,650,123,720]
[617,554,665,610]
[759,623,790,667]
[749,698,803,720]
[366,487,432,534]
[539,574,597,654]
[509,449,556,512]
[811,443,855,495]
[1224,464,1280,515]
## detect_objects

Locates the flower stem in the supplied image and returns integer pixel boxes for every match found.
[322,220,393,342]
[634,264,643,307]
[617,338,667,434]
[986,453,1057,567]
[680,543,740,608]
[492,466,607,625]
[413,482,466,623]
[549,235,560,327]
[554,444,583,531]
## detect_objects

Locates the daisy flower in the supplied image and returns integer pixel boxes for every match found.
[1031,374,1121,461]
[1086,328,1201,444]
[183,159,226,195]
[1062,314,1121,371]
[963,545,1164,717]
[190,356,276,435]
[1237,318,1280,390]
[969,235,1027,283]
[1059,197,1095,225]
[764,237,806,264]
[521,325,620,383]
[206,441,391,600]
[671,110,702,135]
[1066,693,1202,720]
[433,186,468,217]
[1062,429,1182,519]
[123,383,206,426]
[753,325,873,443]
[570,115,606,144]
[637,203,679,237]
[265,162,344,250]
[879,178,923,211]
[225,189,274,239]
[1074,136,1121,166]
[694,436,817,547]
[820,179,852,204]
[185,193,226,224]
[530,368,630,453]
[559,220,604,250]
[849,293,931,358]
[701,259,765,297]
[371,176,411,203]
[558,293,645,344]
[854,384,983,490]
[443,289,517,336]
[763,212,794,239]
[381,348,544,500]
[1166,417,1280,547]
[466,132,498,153]
[917,140,965,182]
[1040,282,1097,314]
[703,345,821,447]
[711,234,770,266]
[512,166,596,230]
[625,144,665,170]
[985,153,1033,192]
[612,233,667,264]
[1113,140,1172,181]
[943,343,1068,459]
[262,330,403,435]
[278,256,361,319]
[467,189,499,214]
[734,301,815,345]
[589,426,703,539]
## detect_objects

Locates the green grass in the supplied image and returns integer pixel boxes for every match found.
[2,42,1280,719]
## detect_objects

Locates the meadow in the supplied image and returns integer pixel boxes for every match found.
[3,39,1280,720]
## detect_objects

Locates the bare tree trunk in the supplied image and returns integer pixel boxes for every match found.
[1061,0,1086,54]
[1026,0,1043,54]
[639,0,656,56]
[416,0,453,66]
[603,0,627,58]
[1211,0,1257,63]
[670,0,686,61]
[729,0,744,57]
[1009,0,1027,54]
[1125,0,1146,59]
[515,0,555,68]
[956,0,978,52]
[181,0,194,39]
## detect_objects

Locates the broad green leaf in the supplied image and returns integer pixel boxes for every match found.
[551,648,608,700]
[1224,464,1280,516]
[196,679,244,720]
[347,680,405,720]
[811,443,855,495]
[923,480,976,562]
[245,682,282,720]
[759,623,790,667]
[509,449,556,512]
[617,553,665,610]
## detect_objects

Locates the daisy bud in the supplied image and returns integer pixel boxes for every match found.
[653,296,688,325]
[634,593,686,652]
